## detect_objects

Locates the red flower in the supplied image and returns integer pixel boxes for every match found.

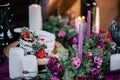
[37,49,47,58]
[21,31,30,38]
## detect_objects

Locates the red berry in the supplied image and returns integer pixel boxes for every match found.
[37,49,47,58]
[32,38,35,42]
[40,38,45,42]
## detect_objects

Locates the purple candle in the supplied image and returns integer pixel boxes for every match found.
[86,10,91,40]
[78,22,83,61]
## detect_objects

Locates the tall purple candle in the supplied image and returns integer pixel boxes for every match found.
[86,10,91,40]
[78,22,83,61]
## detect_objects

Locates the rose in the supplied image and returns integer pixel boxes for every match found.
[51,64,64,76]
[86,52,93,59]
[68,36,78,45]
[71,57,81,69]
[21,30,30,38]
[57,30,66,38]
[94,56,103,68]
[90,68,100,76]
[47,57,59,70]
[97,39,106,50]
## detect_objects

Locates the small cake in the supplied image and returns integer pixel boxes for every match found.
[19,27,56,58]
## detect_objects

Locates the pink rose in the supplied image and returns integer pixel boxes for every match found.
[72,57,81,69]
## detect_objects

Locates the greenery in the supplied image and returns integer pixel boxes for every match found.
[43,16,77,48]
[43,16,113,80]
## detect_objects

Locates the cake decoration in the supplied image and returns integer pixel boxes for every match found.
[36,49,47,58]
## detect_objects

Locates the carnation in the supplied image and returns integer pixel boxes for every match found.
[90,68,100,76]
[71,57,81,69]
[57,30,66,38]
[94,56,103,68]
[86,51,93,59]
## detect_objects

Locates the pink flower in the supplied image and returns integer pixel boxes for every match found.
[94,56,103,68]
[57,30,66,38]
[97,39,106,50]
[86,52,93,59]
[90,68,100,76]
[72,57,81,69]
[68,36,78,45]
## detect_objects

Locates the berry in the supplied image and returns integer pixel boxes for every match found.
[37,49,47,58]
[32,38,35,42]
[40,38,45,42]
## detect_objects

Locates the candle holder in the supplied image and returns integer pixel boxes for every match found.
[109,20,120,53]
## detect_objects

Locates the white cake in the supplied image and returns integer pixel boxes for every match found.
[19,28,56,56]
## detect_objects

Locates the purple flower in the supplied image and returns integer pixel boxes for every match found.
[52,64,64,76]
[50,76,61,80]
[72,57,81,69]
[94,56,103,68]
[47,57,64,79]
[58,64,64,73]
[90,68,100,76]
[52,64,60,76]
[57,30,66,38]
[68,36,78,45]
[97,39,106,50]
[47,57,59,70]
[86,52,93,59]
[67,20,75,28]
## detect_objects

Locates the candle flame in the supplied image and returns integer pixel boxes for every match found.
[78,16,81,21]
[82,16,85,20]
[75,16,82,22]
[33,4,39,7]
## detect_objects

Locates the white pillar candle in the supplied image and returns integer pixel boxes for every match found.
[95,6,100,33]
[23,55,38,79]
[9,47,24,79]
[75,16,81,33]
[29,4,43,34]
[110,54,120,70]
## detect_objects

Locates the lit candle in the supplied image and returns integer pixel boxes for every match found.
[110,54,120,70]
[95,6,100,33]
[81,16,87,34]
[86,10,91,40]
[78,22,83,61]
[23,55,38,79]
[29,4,43,34]
[75,16,81,33]
[9,47,24,79]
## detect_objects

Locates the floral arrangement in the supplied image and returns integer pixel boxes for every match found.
[43,16,113,80]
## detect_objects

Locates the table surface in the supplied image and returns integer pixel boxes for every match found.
[0,42,120,80]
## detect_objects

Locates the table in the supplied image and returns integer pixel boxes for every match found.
[1,41,120,80]
[105,69,120,80]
